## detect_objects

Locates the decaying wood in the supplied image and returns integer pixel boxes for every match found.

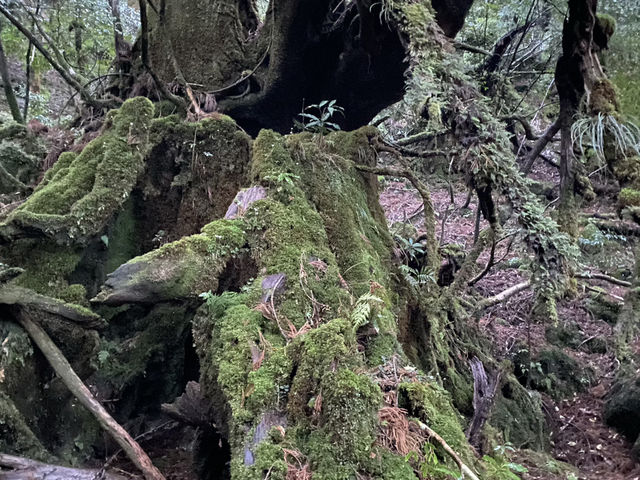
[0,285,105,328]
[521,119,561,174]
[0,454,126,480]
[14,311,165,480]
[161,381,215,428]
[466,356,501,450]
[592,219,640,238]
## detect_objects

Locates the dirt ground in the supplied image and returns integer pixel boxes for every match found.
[379,159,640,480]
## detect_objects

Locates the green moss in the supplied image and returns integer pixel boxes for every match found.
[39,151,77,188]
[245,347,292,415]
[399,382,473,464]
[0,393,50,461]
[4,98,154,242]
[105,198,140,274]
[287,318,354,417]
[7,240,82,296]
[59,284,88,305]
[105,218,248,301]
[579,223,606,254]
[365,333,398,366]
[589,79,620,115]
[596,13,617,39]
[611,155,640,189]
[491,376,548,450]
[619,188,640,207]
[515,347,592,399]
[0,142,40,193]
[320,369,381,461]
[586,292,621,323]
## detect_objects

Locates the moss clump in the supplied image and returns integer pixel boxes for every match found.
[619,188,640,208]
[0,142,40,194]
[5,240,82,296]
[59,283,88,305]
[596,13,617,41]
[586,291,622,324]
[319,369,381,461]
[515,347,592,399]
[98,218,248,303]
[4,97,154,243]
[605,376,640,445]
[399,382,474,464]
[287,318,354,417]
[545,322,583,349]
[611,155,640,189]
[579,223,606,254]
[589,79,620,115]
[491,376,548,450]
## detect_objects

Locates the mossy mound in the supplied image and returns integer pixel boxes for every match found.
[514,347,593,399]
[2,97,154,244]
[589,79,620,115]
[491,376,549,450]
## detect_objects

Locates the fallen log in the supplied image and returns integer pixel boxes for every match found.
[0,453,126,480]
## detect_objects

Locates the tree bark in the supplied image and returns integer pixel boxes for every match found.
[0,21,23,124]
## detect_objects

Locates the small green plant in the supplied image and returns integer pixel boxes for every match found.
[263,172,300,187]
[571,113,640,164]
[406,442,461,479]
[482,444,528,480]
[395,235,426,265]
[296,100,344,134]
[351,292,384,332]
[482,455,528,480]
[399,264,436,288]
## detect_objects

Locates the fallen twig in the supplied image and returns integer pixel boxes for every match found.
[575,272,631,288]
[475,281,531,311]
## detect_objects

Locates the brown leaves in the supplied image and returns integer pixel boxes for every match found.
[378,406,422,456]
[283,449,312,480]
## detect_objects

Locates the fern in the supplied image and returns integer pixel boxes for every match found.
[350,293,384,332]
[399,264,436,288]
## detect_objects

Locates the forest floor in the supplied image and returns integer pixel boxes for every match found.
[379,159,640,480]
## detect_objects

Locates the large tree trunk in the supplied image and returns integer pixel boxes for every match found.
[144,0,474,134]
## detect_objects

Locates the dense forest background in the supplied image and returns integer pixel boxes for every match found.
[0,1,639,479]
